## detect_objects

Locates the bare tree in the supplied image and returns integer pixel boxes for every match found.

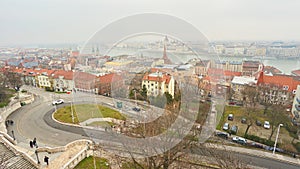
[268,105,287,140]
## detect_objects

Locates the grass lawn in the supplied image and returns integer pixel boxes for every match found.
[54,104,126,124]
[0,88,16,108]
[74,156,110,169]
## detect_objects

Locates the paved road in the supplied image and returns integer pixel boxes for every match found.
[5,86,300,168]
[191,148,300,169]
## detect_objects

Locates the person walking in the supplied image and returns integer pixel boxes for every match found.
[44,156,49,165]
[33,138,36,147]
[29,141,33,148]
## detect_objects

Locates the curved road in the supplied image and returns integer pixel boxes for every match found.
[5,88,300,169]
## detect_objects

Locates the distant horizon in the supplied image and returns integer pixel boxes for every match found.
[2,39,300,49]
[1,0,300,46]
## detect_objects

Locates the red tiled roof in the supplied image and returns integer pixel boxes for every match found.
[224,71,242,77]
[143,73,171,83]
[292,69,300,76]
[51,70,73,80]
[257,72,300,92]
[99,73,122,84]
[74,71,97,81]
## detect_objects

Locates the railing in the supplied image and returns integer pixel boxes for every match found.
[0,134,39,169]
[62,147,91,169]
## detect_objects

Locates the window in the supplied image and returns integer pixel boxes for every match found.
[283,85,289,90]
[293,90,297,94]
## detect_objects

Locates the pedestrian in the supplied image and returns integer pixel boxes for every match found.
[29,141,33,148]
[33,138,36,147]
[44,156,49,165]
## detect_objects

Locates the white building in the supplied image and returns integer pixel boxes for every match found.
[291,85,300,122]
[231,76,257,100]
[142,72,175,98]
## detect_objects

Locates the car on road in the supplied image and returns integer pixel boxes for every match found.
[264,121,270,129]
[52,99,64,105]
[230,125,238,135]
[132,107,141,112]
[232,136,247,145]
[228,114,234,121]
[215,132,229,139]
[223,123,229,130]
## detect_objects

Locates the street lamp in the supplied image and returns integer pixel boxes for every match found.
[70,101,74,123]
[35,150,40,164]
[273,123,283,155]
[134,89,137,107]
[11,130,15,140]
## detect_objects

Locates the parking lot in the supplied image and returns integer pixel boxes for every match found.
[217,105,298,152]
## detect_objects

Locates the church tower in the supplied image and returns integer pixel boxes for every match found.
[162,36,172,64]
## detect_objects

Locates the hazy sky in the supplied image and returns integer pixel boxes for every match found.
[1,0,300,46]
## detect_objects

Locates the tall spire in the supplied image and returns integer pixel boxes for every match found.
[163,37,172,64]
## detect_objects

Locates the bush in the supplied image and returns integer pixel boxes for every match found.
[293,142,300,153]
[45,87,54,92]
[245,134,276,147]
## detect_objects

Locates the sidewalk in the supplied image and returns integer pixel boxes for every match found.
[206,143,300,165]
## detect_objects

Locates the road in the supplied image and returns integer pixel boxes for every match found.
[5,86,300,168]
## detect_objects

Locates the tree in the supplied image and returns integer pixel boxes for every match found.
[243,107,256,137]
[140,85,147,100]
[268,105,287,140]
[241,85,257,108]
[241,85,258,137]
[3,71,23,89]
[164,92,173,105]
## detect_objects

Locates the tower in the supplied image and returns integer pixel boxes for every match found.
[163,36,172,64]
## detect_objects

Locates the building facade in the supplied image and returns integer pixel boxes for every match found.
[142,72,175,98]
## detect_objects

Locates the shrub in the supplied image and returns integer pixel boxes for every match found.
[245,134,275,147]
[293,142,300,153]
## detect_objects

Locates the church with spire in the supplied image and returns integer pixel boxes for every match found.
[162,36,172,64]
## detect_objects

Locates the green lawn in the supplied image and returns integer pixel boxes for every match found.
[74,156,110,169]
[54,104,126,124]
[0,88,16,108]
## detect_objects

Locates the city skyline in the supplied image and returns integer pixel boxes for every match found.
[1,0,300,46]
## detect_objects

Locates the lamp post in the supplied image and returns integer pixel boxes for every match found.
[11,130,15,140]
[134,89,137,107]
[273,123,283,155]
[35,150,40,164]
[70,101,74,123]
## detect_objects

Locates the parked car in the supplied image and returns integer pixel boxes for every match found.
[215,132,229,139]
[52,99,64,105]
[256,120,262,126]
[241,118,247,124]
[230,125,238,135]
[232,136,247,145]
[223,123,229,130]
[229,101,236,105]
[132,107,141,112]
[228,114,234,121]
[250,142,264,149]
[264,121,270,129]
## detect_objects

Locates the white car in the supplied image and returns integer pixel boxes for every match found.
[52,99,64,105]
[264,121,270,129]
[223,123,229,130]
[232,136,247,144]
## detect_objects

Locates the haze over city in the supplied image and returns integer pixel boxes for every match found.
[1,0,300,46]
